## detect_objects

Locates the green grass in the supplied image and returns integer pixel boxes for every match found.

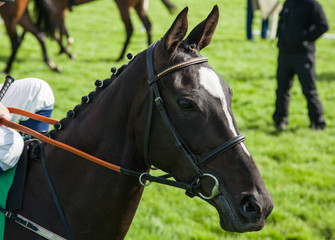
[1,0,335,239]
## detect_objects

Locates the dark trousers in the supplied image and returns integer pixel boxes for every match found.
[247,0,269,40]
[273,51,324,125]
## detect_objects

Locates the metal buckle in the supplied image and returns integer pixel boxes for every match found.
[139,172,152,187]
[5,211,12,218]
[197,173,221,200]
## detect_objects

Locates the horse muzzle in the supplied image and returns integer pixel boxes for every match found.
[212,189,274,233]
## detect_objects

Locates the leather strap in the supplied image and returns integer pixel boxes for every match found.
[8,107,58,125]
[0,206,38,231]
[144,41,209,178]
[1,109,121,173]
[1,108,197,194]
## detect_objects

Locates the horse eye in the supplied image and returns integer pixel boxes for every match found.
[178,99,194,110]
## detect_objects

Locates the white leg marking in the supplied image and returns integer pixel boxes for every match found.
[143,0,149,11]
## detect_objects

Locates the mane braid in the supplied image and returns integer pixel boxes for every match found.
[48,61,133,139]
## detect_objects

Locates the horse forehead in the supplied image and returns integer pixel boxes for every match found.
[198,66,252,157]
[198,67,228,99]
[198,66,238,136]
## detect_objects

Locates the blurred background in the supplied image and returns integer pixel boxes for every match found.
[1,0,335,239]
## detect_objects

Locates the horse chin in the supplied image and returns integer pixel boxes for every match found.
[212,194,265,233]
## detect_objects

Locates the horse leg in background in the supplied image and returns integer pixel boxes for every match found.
[0,20,22,74]
[54,24,75,59]
[135,0,152,47]
[54,12,75,59]
[0,0,27,73]
[115,1,133,61]
[60,18,75,52]
[18,9,61,72]
[161,0,176,14]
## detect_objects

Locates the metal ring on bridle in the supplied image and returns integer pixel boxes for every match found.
[139,172,152,187]
[197,173,221,200]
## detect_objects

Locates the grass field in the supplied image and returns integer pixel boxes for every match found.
[1,0,335,239]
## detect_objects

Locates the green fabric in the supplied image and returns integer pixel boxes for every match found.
[0,166,17,240]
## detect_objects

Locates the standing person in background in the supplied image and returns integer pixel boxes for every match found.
[247,0,269,40]
[247,0,282,41]
[273,0,329,131]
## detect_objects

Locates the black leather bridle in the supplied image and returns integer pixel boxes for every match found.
[137,41,246,199]
[0,44,247,240]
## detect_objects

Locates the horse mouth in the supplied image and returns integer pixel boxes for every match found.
[211,194,267,233]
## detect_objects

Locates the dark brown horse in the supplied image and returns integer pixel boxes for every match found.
[0,0,61,74]
[4,6,273,239]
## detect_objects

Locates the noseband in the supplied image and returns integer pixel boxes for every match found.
[143,41,246,199]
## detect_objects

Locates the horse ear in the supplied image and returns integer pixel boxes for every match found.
[160,7,188,56]
[185,5,219,50]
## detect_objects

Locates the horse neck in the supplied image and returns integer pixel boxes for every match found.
[46,53,150,238]
[56,54,148,168]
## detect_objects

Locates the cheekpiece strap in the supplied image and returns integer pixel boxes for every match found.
[146,41,158,84]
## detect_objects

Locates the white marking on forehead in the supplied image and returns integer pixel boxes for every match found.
[198,67,237,135]
[198,67,251,156]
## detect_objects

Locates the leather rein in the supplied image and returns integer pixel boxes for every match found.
[1,42,246,199]
[0,111,192,193]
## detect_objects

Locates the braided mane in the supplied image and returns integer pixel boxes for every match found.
[49,56,134,139]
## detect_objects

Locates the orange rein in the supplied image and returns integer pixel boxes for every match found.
[0,108,121,173]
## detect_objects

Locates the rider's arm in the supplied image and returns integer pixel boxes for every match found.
[0,102,23,173]
[0,127,24,173]
[0,102,11,124]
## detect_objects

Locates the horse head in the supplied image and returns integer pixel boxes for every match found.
[141,5,274,232]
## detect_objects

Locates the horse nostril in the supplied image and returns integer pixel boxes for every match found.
[240,195,261,220]
[243,201,257,214]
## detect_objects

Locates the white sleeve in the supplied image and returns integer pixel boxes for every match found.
[0,78,55,122]
[0,126,24,172]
